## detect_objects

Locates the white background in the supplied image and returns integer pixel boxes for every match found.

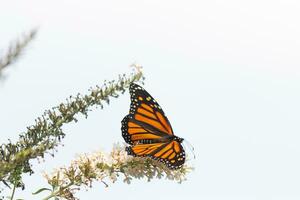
[1,0,300,199]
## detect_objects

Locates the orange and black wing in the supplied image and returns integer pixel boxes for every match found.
[121,115,167,145]
[126,141,185,169]
[121,83,174,144]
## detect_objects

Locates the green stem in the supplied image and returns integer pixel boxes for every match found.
[42,182,73,200]
[10,183,16,200]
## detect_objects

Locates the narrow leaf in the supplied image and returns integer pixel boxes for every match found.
[32,187,51,195]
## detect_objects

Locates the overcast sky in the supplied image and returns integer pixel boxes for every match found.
[1,0,300,199]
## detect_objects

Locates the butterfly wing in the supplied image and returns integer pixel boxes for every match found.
[121,115,166,145]
[121,83,174,144]
[126,141,185,169]
[122,83,186,169]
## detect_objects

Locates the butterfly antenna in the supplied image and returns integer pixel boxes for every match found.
[183,139,196,159]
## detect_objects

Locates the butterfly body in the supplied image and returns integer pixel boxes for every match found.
[121,83,186,169]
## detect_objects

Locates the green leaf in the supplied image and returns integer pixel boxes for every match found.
[32,187,52,195]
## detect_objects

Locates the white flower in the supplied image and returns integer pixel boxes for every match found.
[41,144,192,200]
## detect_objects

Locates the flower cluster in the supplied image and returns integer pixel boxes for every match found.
[39,144,192,200]
[0,69,144,190]
[0,28,37,76]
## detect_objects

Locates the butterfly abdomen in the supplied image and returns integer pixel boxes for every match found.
[138,135,183,144]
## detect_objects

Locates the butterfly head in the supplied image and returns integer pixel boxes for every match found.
[173,136,184,143]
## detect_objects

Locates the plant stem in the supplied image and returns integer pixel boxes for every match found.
[10,183,16,200]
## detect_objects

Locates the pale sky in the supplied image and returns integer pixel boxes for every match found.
[1,0,300,199]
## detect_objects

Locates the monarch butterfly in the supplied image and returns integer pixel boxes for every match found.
[121,83,185,169]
